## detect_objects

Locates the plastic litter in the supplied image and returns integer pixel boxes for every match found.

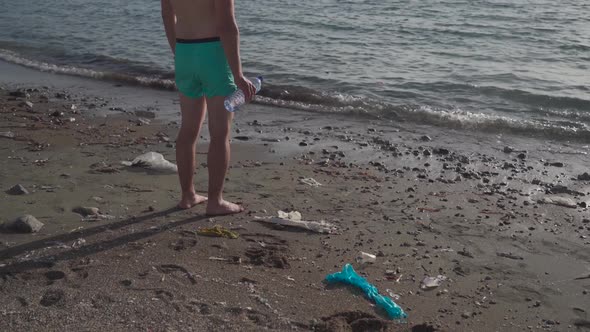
[254,210,337,234]
[0,131,15,139]
[539,196,577,208]
[197,225,239,239]
[121,152,178,174]
[355,251,376,264]
[421,275,447,290]
[325,264,407,320]
[299,178,322,187]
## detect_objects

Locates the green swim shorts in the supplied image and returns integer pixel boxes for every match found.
[174,37,237,99]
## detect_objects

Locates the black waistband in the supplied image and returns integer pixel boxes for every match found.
[176,37,220,44]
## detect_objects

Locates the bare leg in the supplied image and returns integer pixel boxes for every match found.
[204,96,244,216]
[176,94,208,209]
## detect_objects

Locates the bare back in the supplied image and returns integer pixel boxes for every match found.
[170,0,218,39]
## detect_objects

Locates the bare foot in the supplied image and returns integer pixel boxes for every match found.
[206,200,244,216]
[177,193,208,209]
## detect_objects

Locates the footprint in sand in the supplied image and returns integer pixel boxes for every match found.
[242,233,291,269]
[316,311,391,332]
[40,289,65,307]
[186,301,213,315]
[168,238,197,251]
[226,307,272,328]
[158,264,197,284]
[44,270,66,281]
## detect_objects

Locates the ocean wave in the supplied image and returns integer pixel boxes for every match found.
[0,48,176,90]
[2,48,590,141]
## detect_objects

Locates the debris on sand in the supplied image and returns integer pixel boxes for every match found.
[325,264,407,320]
[197,225,239,239]
[299,177,322,187]
[539,196,577,208]
[421,275,447,290]
[121,152,178,174]
[254,210,337,234]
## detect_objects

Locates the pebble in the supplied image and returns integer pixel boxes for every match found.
[420,135,432,142]
[6,184,29,195]
[577,172,590,181]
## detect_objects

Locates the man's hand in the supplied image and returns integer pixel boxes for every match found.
[235,75,256,103]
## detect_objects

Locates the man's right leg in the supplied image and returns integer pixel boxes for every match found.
[176,94,208,209]
[204,96,244,216]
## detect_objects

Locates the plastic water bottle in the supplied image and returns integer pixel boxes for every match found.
[224,76,263,112]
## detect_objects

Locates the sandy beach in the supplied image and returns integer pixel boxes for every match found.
[1,61,589,332]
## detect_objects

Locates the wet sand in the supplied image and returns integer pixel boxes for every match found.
[0,61,589,332]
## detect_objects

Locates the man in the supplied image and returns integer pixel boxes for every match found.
[161,0,255,215]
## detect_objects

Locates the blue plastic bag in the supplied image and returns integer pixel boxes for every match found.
[325,264,407,320]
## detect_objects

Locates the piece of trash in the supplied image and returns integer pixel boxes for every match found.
[72,206,100,217]
[539,196,577,208]
[299,178,322,187]
[71,238,86,249]
[325,264,407,320]
[121,152,178,174]
[356,251,376,264]
[208,256,228,261]
[421,275,447,290]
[197,225,239,239]
[254,210,337,234]
[0,131,15,139]
[385,289,401,301]
[72,206,114,221]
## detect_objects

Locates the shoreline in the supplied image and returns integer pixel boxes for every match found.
[0,61,589,331]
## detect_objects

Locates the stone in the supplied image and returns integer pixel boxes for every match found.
[6,184,29,195]
[2,215,44,233]
[577,173,590,181]
[503,146,515,153]
[420,135,432,142]
[25,101,34,109]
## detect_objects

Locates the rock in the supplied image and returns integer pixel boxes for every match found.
[234,136,250,141]
[461,312,472,319]
[503,146,515,153]
[577,173,590,181]
[420,135,432,142]
[517,153,526,159]
[72,206,100,217]
[433,148,450,155]
[299,142,308,147]
[0,131,15,139]
[2,215,44,233]
[6,184,29,195]
[25,101,34,109]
